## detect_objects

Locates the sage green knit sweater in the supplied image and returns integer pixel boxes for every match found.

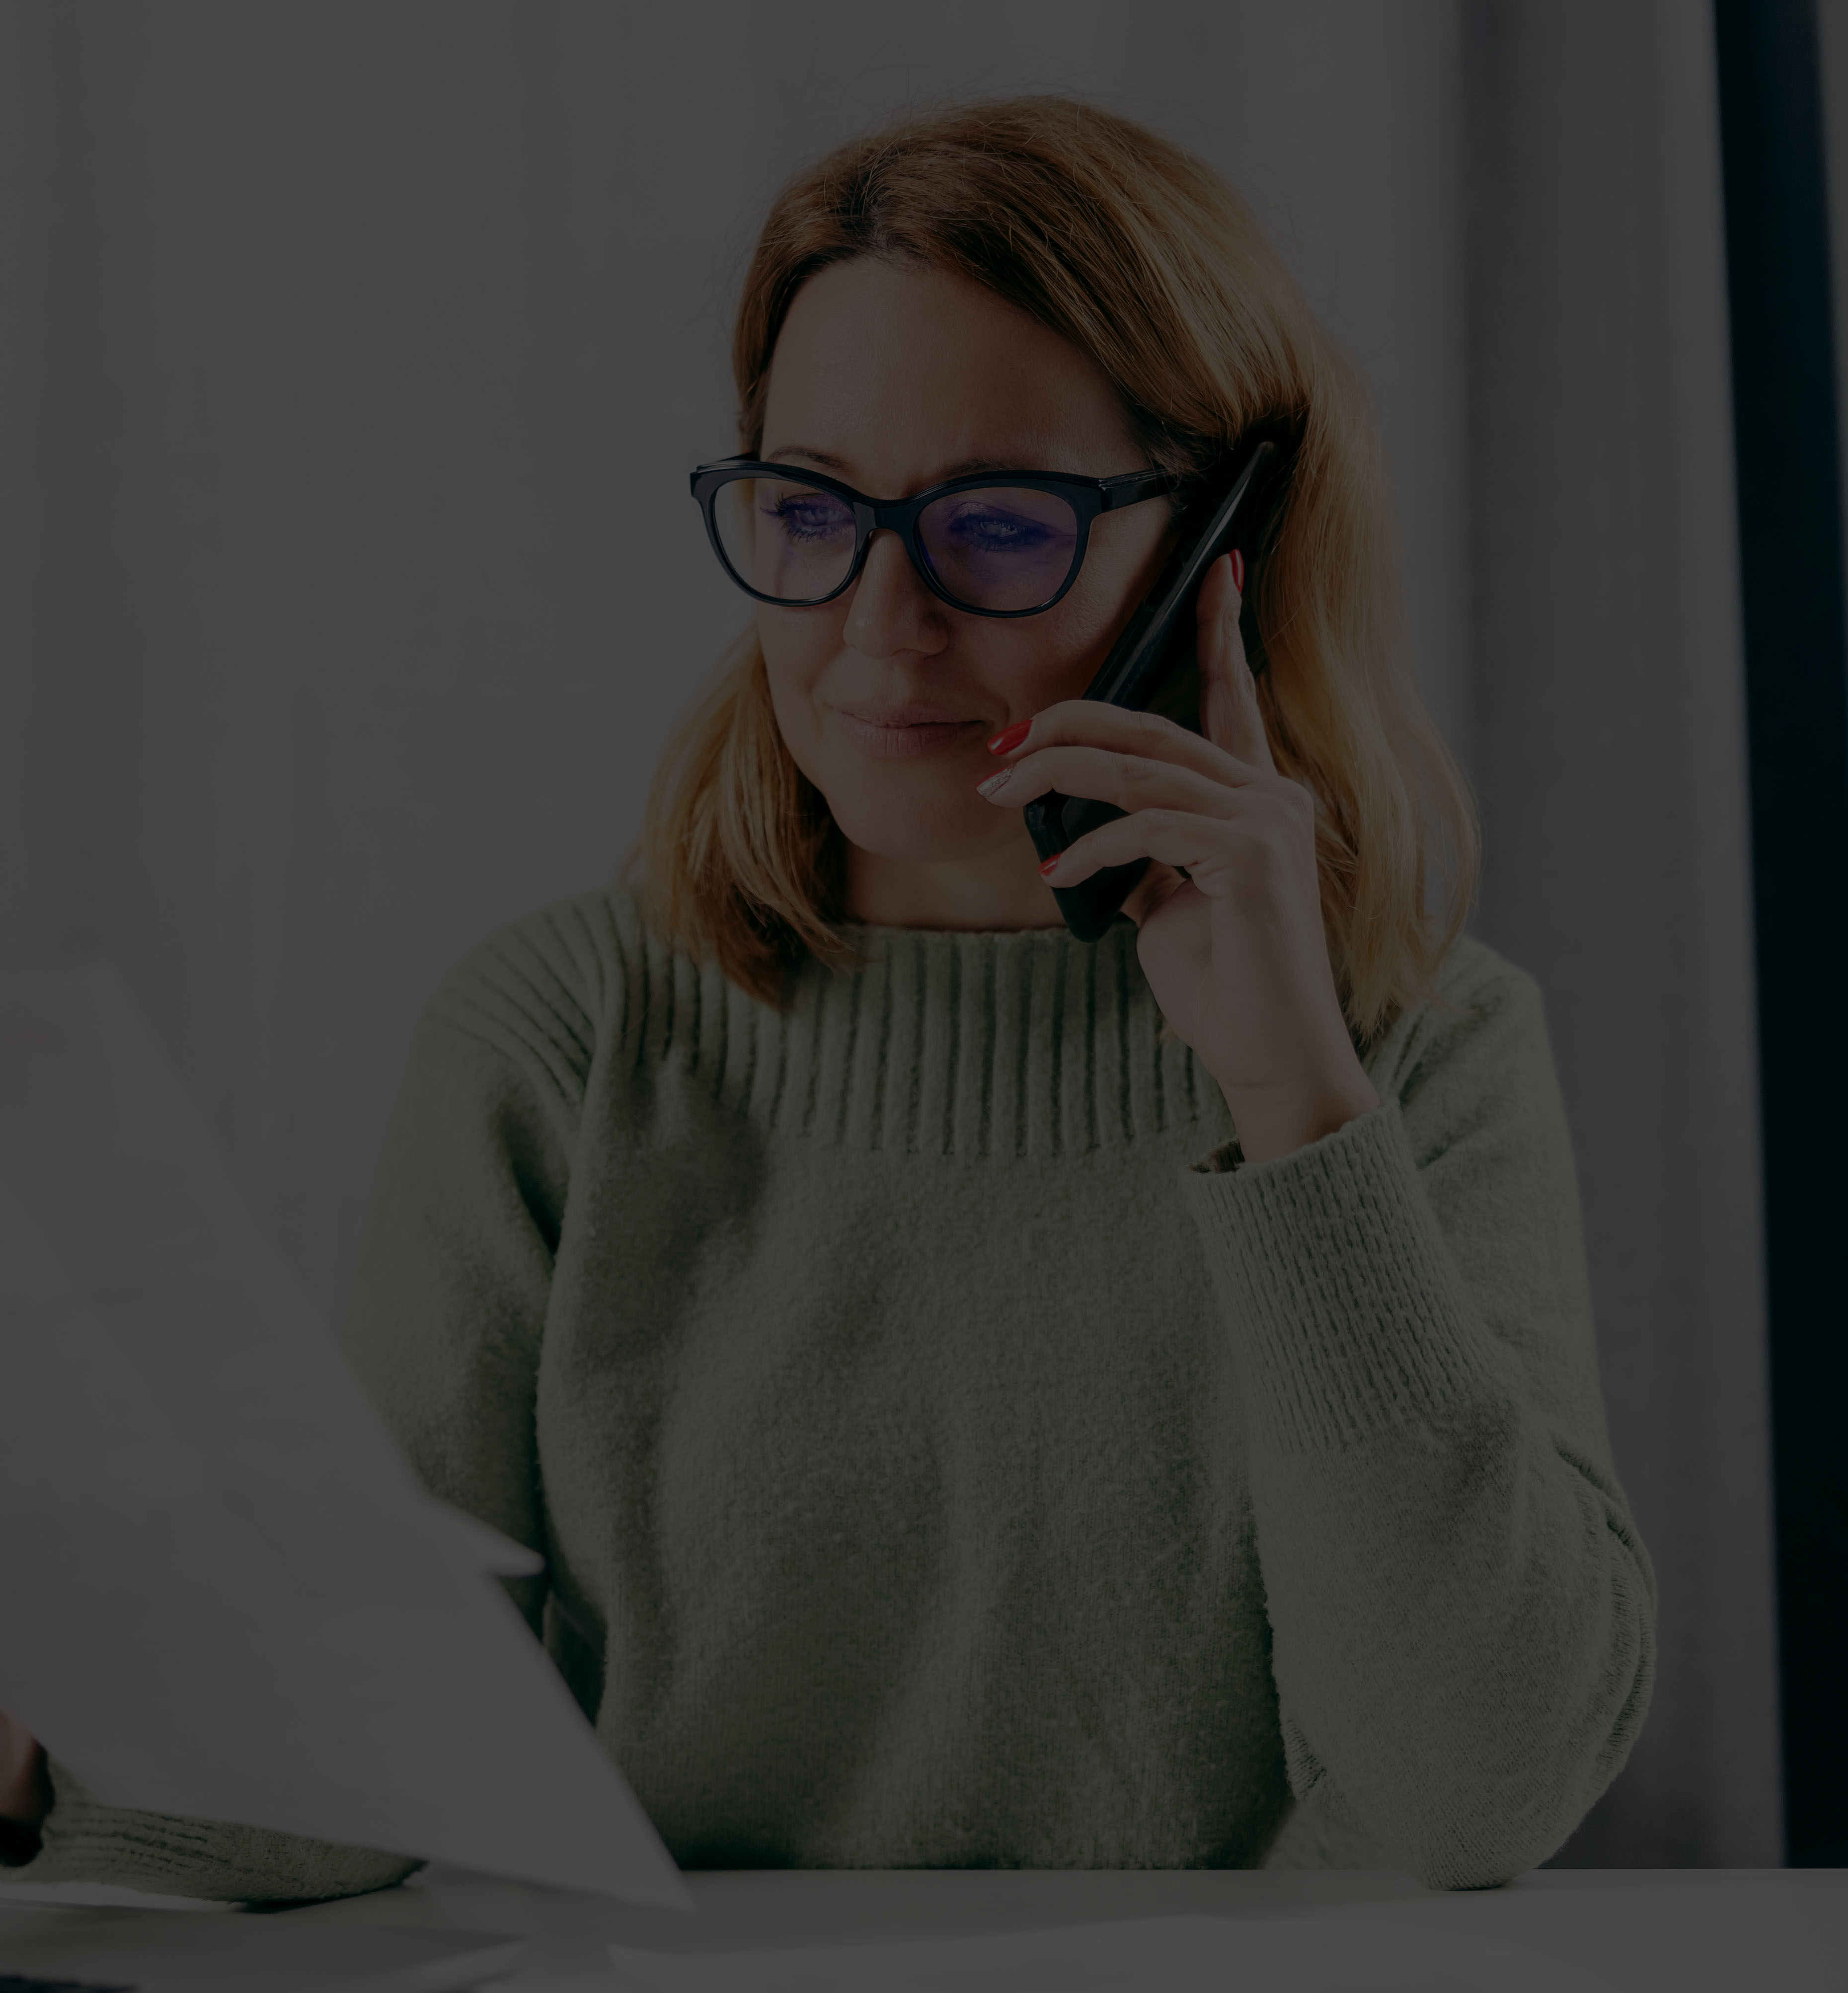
[12,889,1654,1899]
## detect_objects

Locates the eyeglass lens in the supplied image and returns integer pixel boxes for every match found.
[713,474,1081,612]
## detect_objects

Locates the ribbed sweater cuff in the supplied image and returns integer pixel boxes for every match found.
[1181,1096,1504,1453]
[5,1758,419,1903]
[6,1760,204,1894]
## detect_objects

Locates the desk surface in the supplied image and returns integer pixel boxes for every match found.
[281,1863,1846,1992]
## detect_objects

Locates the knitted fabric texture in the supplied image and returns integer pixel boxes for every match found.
[8,889,1654,1899]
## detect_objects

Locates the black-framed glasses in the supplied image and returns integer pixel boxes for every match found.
[689,457,1182,618]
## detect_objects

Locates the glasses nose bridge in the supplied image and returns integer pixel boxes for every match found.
[847,513,958,642]
[856,496,929,589]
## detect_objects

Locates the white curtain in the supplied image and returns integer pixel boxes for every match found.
[0,0,1782,1865]
[1461,2,1780,1866]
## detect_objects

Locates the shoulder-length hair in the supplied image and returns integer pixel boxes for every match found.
[640,95,1477,1047]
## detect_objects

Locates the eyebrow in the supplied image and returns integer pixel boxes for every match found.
[763,446,1029,482]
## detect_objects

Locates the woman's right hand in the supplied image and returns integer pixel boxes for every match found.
[0,1711,49,1832]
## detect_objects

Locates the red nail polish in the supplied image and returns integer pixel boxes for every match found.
[1037,854,1061,876]
[988,720,1032,755]
[1230,548,1245,594]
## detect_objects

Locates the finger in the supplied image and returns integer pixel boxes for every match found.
[1037,806,1249,891]
[988,696,1259,791]
[978,742,1245,818]
[1196,553,1276,773]
[1120,859,1195,927]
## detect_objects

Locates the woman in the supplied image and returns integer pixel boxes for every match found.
[1,96,1653,1898]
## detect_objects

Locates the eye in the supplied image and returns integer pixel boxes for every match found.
[761,492,853,544]
[940,503,1057,553]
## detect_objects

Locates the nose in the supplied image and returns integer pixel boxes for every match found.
[841,529,949,660]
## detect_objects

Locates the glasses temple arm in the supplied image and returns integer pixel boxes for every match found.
[1096,468,1185,511]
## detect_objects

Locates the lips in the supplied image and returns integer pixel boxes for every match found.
[832,709,986,760]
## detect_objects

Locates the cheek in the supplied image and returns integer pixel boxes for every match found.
[1051,594,1122,684]
[1009,561,1158,704]
[957,545,1169,708]
[992,504,1170,696]
[757,605,838,761]
[758,602,838,690]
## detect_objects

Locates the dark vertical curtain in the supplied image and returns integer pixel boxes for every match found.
[1714,0,1848,1870]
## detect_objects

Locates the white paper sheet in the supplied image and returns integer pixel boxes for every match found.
[0,1903,529,1993]
[0,961,690,1908]
[608,1913,1616,1993]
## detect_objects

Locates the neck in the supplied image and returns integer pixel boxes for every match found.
[844,837,1067,932]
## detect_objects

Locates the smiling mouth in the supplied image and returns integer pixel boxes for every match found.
[833,710,986,760]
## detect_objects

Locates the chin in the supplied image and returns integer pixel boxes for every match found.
[825,790,1006,867]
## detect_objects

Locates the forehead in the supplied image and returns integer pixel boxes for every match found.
[761,257,1138,483]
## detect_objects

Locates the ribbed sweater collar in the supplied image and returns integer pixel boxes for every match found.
[623,911,1225,1161]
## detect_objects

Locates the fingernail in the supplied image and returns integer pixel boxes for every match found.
[1037,854,1061,877]
[1230,548,1245,594]
[988,719,1032,755]
[976,771,1008,798]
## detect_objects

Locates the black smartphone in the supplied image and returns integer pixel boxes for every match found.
[1022,432,1286,942]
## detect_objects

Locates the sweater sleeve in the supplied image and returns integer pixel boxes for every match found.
[4,1758,420,1903]
[2,908,606,1905]
[335,909,601,1642]
[1179,944,1656,1889]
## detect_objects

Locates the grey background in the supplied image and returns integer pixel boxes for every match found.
[0,0,1785,1865]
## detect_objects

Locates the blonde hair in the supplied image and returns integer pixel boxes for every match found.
[641,95,1477,1045]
